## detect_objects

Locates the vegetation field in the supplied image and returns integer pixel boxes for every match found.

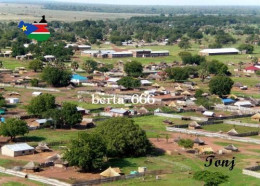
[202,124,259,133]
[0,3,151,22]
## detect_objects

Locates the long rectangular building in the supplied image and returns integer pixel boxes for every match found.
[199,48,240,56]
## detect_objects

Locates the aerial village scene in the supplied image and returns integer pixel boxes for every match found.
[0,1,260,186]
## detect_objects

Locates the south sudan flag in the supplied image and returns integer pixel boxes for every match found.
[28,23,50,42]
[18,15,50,42]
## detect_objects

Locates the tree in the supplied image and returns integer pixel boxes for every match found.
[43,102,82,129]
[71,61,79,72]
[238,44,254,54]
[30,78,39,87]
[206,60,229,75]
[0,60,3,68]
[124,61,143,77]
[64,132,106,171]
[208,42,222,49]
[61,102,82,128]
[195,89,204,98]
[96,118,151,157]
[178,139,194,149]
[117,77,141,89]
[41,66,72,87]
[193,170,229,186]
[209,76,234,97]
[179,52,205,65]
[178,37,191,50]
[27,94,56,115]
[0,94,5,107]
[28,59,43,72]
[82,59,98,73]
[0,118,29,141]
[166,67,189,82]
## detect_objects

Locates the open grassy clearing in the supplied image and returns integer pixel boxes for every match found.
[0,57,29,70]
[132,115,188,138]
[0,3,152,22]
[202,124,259,133]
[105,153,260,186]
[233,117,260,124]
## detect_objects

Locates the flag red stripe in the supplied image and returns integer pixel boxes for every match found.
[33,24,49,33]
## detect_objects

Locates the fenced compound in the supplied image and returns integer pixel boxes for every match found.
[215,104,260,114]
[224,120,260,128]
[0,83,60,92]
[166,127,260,144]
[243,165,260,179]
[72,169,173,186]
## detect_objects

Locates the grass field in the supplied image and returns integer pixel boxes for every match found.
[132,115,189,138]
[105,153,260,186]
[0,57,29,70]
[0,3,152,22]
[202,124,258,133]
[234,117,260,124]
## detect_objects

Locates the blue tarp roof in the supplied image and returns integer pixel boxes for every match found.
[222,98,235,103]
[71,74,88,80]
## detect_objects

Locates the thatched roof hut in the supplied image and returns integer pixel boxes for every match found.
[36,142,50,152]
[189,121,201,129]
[196,105,207,112]
[23,161,39,172]
[194,137,205,145]
[100,167,121,177]
[224,144,238,152]
[138,107,149,115]
[227,129,238,136]
[174,136,181,143]
[163,119,173,125]
[233,82,243,88]
[251,113,260,121]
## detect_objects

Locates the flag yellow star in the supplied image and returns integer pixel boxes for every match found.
[21,25,27,32]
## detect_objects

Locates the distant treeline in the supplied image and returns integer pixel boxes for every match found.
[43,3,260,15]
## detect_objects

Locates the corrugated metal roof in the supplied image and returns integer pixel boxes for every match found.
[110,109,128,114]
[200,48,239,54]
[3,143,34,152]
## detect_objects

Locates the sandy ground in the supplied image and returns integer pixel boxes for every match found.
[150,132,260,158]
[0,176,39,186]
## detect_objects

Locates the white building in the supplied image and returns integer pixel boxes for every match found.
[1,143,34,157]
[6,98,19,104]
[199,48,240,56]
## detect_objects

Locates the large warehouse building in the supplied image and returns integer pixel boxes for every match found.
[199,48,240,56]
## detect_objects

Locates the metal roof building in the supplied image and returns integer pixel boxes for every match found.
[199,48,240,56]
[1,143,34,157]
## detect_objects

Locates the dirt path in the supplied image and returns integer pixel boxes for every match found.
[0,176,39,186]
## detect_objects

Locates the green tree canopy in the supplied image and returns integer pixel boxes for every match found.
[178,139,194,149]
[124,61,143,77]
[82,59,98,73]
[0,94,5,108]
[166,67,189,82]
[27,94,56,115]
[193,170,229,186]
[0,118,29,141]
[41,66,72,87]
[28,59,43,72]
[209,76,234,97]
[43,102,82,129]
[117,77,141,89]
[238,44,254,54]
[178,37,191,50]
[96,117,151,157]
[64,132,106,171]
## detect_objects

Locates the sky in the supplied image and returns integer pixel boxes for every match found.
[56,0,260,6]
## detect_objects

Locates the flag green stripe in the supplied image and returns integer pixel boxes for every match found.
[28,33,50,41]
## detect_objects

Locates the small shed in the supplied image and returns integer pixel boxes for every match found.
[1,143,34,157]
[203,111,215,117]
[6,98,19,104]
[32,92,42,97]
[100,167,121,178]
[222,98,235,105]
